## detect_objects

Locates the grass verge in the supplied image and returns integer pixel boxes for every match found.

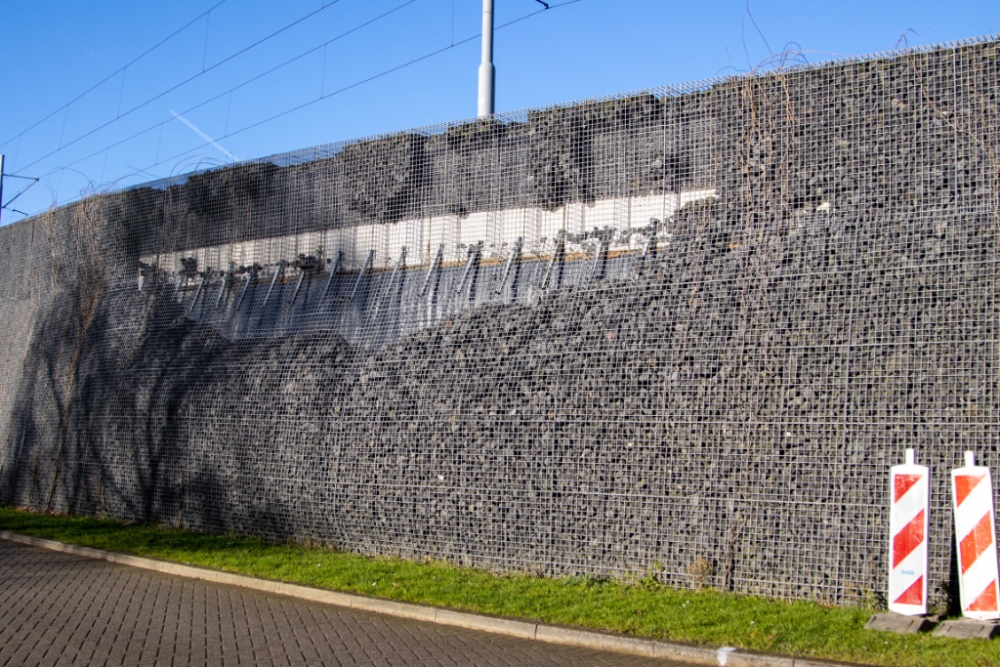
[0,505,993,667]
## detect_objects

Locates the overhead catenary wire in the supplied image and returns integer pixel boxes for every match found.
[1,177,39,211]
[121,0,582,187]
[0,0,229,150]
[8,0,349,176]
[0,155,39,213]
[47,0,420,182]
[35,0,581,214]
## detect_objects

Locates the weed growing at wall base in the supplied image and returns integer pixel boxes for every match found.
[0,506,996,667]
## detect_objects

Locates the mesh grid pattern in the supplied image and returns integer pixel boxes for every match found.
[1,36,999,608]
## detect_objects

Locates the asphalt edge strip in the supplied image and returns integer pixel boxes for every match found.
[0,530,855,667]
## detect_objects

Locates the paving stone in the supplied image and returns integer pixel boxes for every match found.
[0,538,688,667]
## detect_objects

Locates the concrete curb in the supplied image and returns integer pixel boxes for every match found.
[0,531,858,667]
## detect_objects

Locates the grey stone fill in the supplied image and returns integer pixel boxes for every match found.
[0,36,998,611]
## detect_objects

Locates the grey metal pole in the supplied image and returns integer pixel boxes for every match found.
[0,155,5,226]
[477,0,495,117]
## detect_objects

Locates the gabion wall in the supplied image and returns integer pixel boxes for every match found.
[1,36,998,609]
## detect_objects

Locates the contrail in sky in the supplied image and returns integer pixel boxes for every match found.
[169,109,239,163]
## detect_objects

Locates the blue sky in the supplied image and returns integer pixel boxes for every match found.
[1,0,998,223]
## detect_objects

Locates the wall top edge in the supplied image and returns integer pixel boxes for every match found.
[4,31,998,234]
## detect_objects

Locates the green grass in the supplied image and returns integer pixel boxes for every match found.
[0,506,994,667]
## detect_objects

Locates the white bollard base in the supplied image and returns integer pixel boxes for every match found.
[865,613,939,634]
[932,619,1000,640]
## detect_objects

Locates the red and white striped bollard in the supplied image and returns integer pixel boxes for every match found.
[888,448,929,615]
[951,451,1000,620]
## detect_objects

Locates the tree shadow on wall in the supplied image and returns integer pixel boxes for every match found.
[2,281,298,541]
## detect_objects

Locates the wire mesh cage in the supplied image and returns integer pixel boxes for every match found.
[1,35,998,608]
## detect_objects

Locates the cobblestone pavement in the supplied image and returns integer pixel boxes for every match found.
[0,539,693,667]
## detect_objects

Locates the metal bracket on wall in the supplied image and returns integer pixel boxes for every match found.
[346,250,375,302]
[175,257,198,300]
[215,263,235,309]
[368,247,407,316]
[320,250,343,301]
[453,243,482,308]
[388,247,407,288]
[637,235,656,277]
[420,244,445,326]
[234,265,259,312]
[540,239,565,290]
[290,270,307,307]
[495,237,523,297]
[419,244,444,299]
[589,240,608,283]
[187,269,211,318]
[361,247,407,340]
[390,247,408,308]
[261,261,287,310]
[289,254,323,308]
